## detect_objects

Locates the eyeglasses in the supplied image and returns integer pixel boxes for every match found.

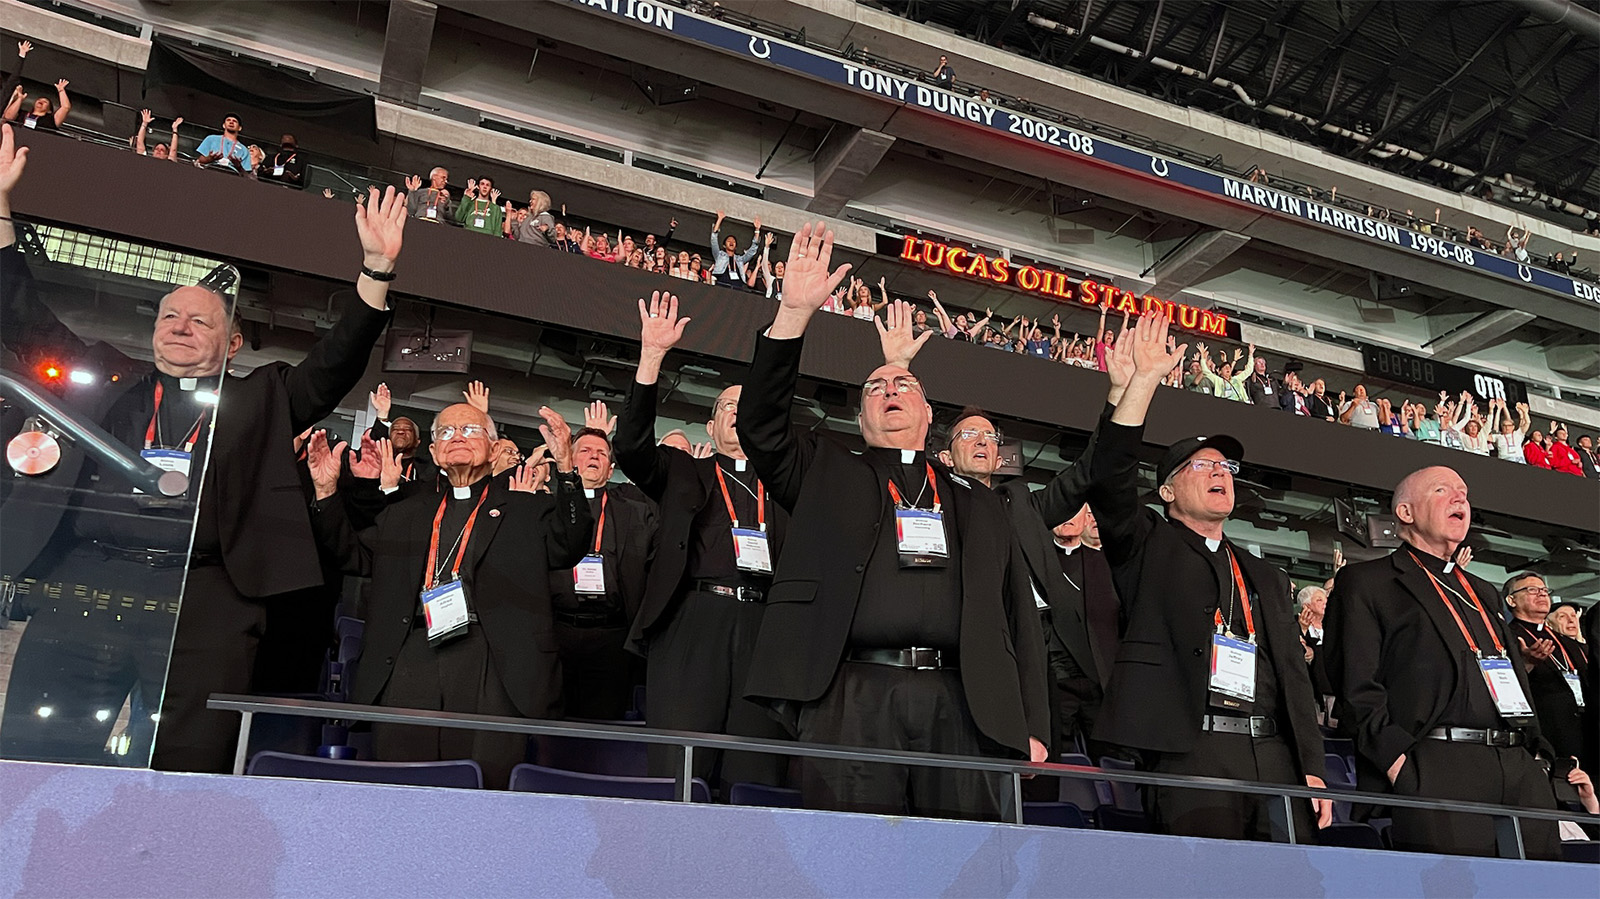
[715,400,738,413]
[1511,585,1551,598]
[432,424,490,441]
[1182,459,1240,476]
[862,375,922,397]
[955,428,1002,444]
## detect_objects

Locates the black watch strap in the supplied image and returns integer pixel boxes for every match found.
[361,265,397,282]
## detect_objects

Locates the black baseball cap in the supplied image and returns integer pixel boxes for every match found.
[1156,434,1245,486]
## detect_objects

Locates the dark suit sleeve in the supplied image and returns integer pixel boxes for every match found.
[1085,419,1155,573]
[1325,568,1415,776]
[543,470,594,570]
[342,477,391,532]
[735,331,817,512]
[1277,390,1296,413]
[1007,533,1052,743]
[1,243,87,359]
[614,379,673,501]
[309,491,379,578]
[280,293,392,432]
[1028,403,1111,528]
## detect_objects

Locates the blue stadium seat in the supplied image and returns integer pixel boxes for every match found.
[1056,753,1109,813]
[246,750,482,788]
[1323,752,1354,785]
[508,763,710,802]
[728,782,803,808]
[531,725,649,777]
[1099,757,1142,812]
[1022,801,1088,828]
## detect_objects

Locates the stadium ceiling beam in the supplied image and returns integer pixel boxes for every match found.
[378,0,438,107]
[985,0,1035,49]
[1142,228,1251,301]
[1404,30,1576,175]
[1210,2,1303,76]
[1126,0,1212,86]
[1422,308,1536,358]
[1250,0,1383,116]
[1055,0,1124,67]
[806,126,896,217]
[1346,7,1527,161]
[1483,71,1596,174]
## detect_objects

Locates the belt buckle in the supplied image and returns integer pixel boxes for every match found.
[735,586,751,602]
[910,648,939,670]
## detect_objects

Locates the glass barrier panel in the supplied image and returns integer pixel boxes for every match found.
[0,219,238,769]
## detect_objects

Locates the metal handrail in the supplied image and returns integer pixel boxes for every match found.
[208,693,1593,859]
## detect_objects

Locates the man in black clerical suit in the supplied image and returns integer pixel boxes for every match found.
[1503,572,1588,765]
[0,126,406,771]
[736,223,1049,821]
[549,426,656,720]
[1326,466,1561,859]
[618,291,791,789]
[306,403,591,788]
[1086,308,1331,842]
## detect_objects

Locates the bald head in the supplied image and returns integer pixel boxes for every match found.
[152,286,240,377]
[1393,465,1470,559]
[859,364,932,450]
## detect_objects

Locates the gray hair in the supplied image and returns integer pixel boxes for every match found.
[1502,571,1543,599]
[1296,585,1327,607]
[429,166,448,180]
[428,408,497,442]
[658,428,689,445]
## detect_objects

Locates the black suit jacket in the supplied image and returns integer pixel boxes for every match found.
[1,244,389,597]
[548,484,658,623]
[313,473,592,718]
[615,378,787,654]
[1325,551,1553,792]
[734,332,1049,757]
[1508,619,1587,762]
[1087,419,1323,779]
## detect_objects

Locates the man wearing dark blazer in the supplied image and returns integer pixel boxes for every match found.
[1326,466,1560,859]
[736,224,1050,821]
[617,291,791,788]
[306,402,591,788]
[1087,308,1331,841]
[549,426,657,720]
[1503,572,1587,765]
[0,128,406,771]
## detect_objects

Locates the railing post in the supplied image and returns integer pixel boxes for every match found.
[1010,772,1026,825]
[1493,813,1527,859]
[678,745,695,802]
[1265,789,1293,843]
[231,711,254,776]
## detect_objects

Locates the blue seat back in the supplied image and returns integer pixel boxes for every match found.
[246,751,482,789]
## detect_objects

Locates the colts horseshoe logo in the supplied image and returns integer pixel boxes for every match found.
[1517,264,1533,282]
[1150,157,1170,178]
[749,37,772,59]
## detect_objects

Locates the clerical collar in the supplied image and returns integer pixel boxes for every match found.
[452,485,472,500]
[866,447,923,465]
[156,371,221,392]
[1513,618,1543,632]
[716,454,748,472]
[1404,542,1455,576]
[1056,541,1081,555]
[448,476,490,501]
[584,486,601,499]
[1204,537,1222,552]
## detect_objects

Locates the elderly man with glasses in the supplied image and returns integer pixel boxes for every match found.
[305,402,591,788]
[1086,308,1331,842]
[734,223,1050,822]
[1504,573,1589,765]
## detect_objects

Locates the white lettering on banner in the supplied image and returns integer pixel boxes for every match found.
[842,64,910,101]
[1574,281,1600,303]
[1222,178,1305,216]
[581,0,673,30]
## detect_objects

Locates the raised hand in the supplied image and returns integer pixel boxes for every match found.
[538,406,575,472]
[0,123,29,200]
[773,221,851,331]
[585,400,617,436]
[1105,315,1136,395]
[377,437,403,490]
[463,380,490,414]
[17,41,32,58]
[53,79,68,93]
[490,188,501,203]
[876,298,934,368]
[752,215,761,232]
[170,116,182,129]
[349,431,382,479]
[305,430,345,499]
[691,441,714,459]
[465,178,477,195]
[1130,307,1187,379]
[508,451,548,494]
[1333,548,1345,571]
[405,174,422,192]
[354,184,406,268]
[369,382,392,420]
[140,108,154,125]
[1518,635,1556,664]
[1457,545,1473,569]
[639,290,691,355]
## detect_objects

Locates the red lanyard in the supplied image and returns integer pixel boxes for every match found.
[715,464,765,531]
[1527,621,1583,673]
[886,463,940,512]
[424,490,489,590]
[144,381,207,452]
[1216,547,1255,639]
[591,490,608,554]
[1409,552,1506,657]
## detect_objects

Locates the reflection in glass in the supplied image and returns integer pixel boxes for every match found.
[0,220,236,768]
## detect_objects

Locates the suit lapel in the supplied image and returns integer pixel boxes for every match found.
[1390,552,1474,656]
[457,482,506,584]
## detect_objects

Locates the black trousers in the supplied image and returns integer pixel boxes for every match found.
[1387,738,1560,860]
[798,661,1010,823]
[251,582,339,695]
[1,558,179,766]
[371,624,526,789]
[554,619,634,721]
[644,589,788,788]
[1146,729,1315,842]
[150,564,269,774]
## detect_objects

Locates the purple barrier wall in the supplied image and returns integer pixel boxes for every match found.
[0,759,1590,897]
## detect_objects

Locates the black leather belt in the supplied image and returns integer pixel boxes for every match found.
[693,580,766,602]
[554,608,626,628]
[1201,714,1278,738]
[94,542,207,569]
[848,647,958,670]
[1425,726,1525,747]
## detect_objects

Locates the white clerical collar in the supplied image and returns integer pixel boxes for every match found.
[179,377,198,391]
[734,457,747,472]
[584,487,597,499]
[900,449,917,464]
[1204,537,1222,552]
[451,485,471,500]
[1055,541,1080,555]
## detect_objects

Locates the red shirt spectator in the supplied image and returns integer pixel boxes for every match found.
[1547,428,1584,476]
[1524,435,1551,469]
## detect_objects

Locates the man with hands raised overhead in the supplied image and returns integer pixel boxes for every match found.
[735,223,1050,821]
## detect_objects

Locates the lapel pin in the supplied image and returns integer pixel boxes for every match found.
[489,508,501,518]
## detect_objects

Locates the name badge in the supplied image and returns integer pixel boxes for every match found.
[895,509,948,568]
[1264,385,1274,394]
[731,527,772,573]
[1563,671,1586,708]
[23,116,37,130]
[473,216,486,229]
[1208,633,1257,710]
[425,206,438,220]
[134,448,192,494]
[1478,657,1535,718]
[272,165,285,177]
[573,554,607,595]
[421,579,471,644]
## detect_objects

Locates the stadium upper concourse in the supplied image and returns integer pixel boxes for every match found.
[0,0,1597,893]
